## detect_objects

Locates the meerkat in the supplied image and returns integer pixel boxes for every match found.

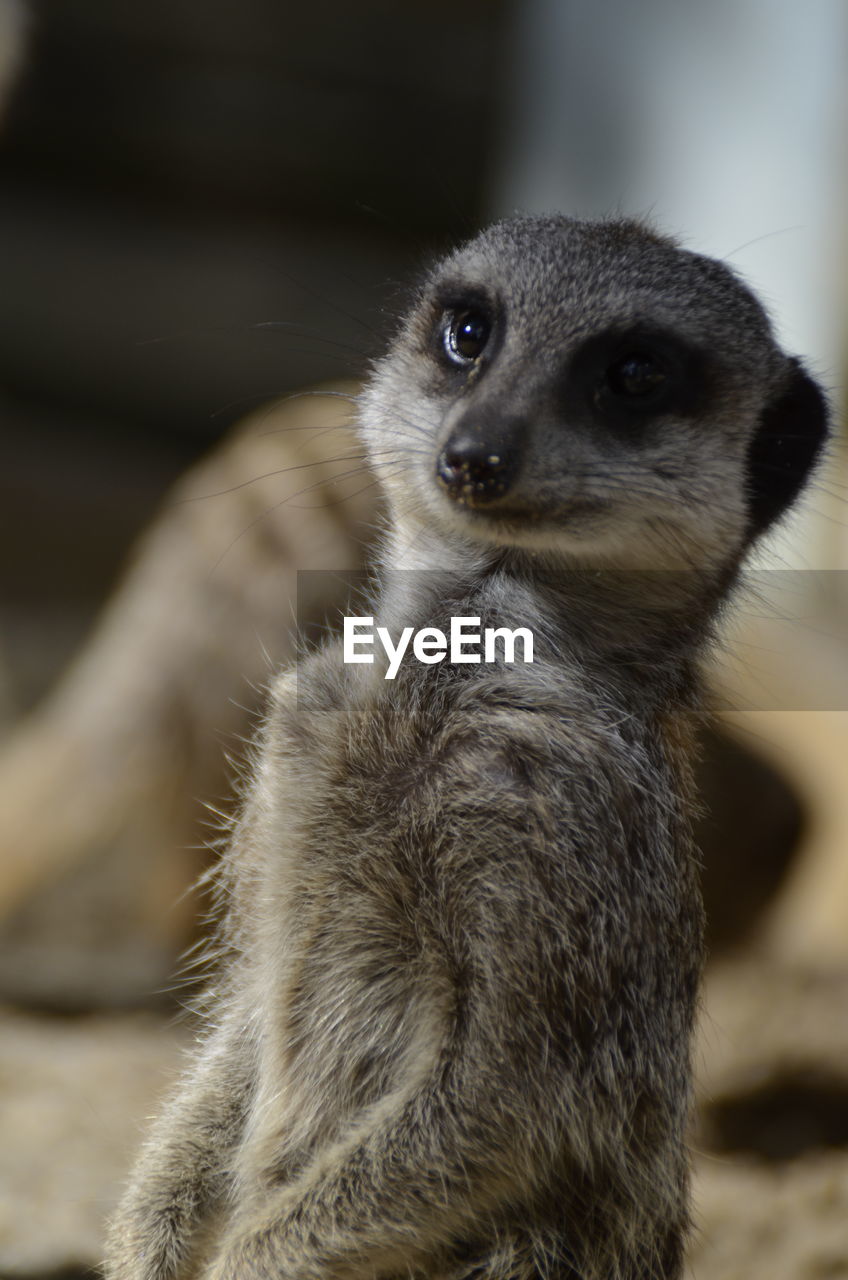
[105,215,828,1280]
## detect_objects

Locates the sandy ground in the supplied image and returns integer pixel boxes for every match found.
[0,1008,188,1276]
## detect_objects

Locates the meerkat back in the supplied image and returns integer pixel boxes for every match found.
[106,216,828,1280]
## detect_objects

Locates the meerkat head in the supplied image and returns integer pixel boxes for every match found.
[359,216,829,573]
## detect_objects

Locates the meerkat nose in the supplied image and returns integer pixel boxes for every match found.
[436,435,519,505]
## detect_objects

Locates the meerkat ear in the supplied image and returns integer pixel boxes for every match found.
[746,358,830,540]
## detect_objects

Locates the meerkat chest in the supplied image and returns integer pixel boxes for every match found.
[255,649,693,994]
[235,647,701,1176]
[239,661,456,1132]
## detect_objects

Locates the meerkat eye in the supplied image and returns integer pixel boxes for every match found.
[606,352,668,400]
[444,309,491,364]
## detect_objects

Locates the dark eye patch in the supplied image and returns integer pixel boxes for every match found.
[564,326,708,430]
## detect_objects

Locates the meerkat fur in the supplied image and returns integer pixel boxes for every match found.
[106,215,828,1280]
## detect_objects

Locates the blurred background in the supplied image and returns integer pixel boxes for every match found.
[0,0,504,713]
[0,2,846,1277]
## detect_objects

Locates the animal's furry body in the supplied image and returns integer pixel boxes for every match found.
[106,217,828,1279]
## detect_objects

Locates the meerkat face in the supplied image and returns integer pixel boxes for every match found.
[360,217,828,571]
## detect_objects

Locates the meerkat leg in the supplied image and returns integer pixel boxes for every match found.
[105,1011,254,1280]
[199,1008,576,1280]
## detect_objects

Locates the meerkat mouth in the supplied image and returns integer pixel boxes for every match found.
[441,490,611,525]
[436,491,616,556]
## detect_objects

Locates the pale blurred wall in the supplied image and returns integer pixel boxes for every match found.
[495,0,848,570]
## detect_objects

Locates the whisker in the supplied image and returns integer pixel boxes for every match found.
[175,455,371,504]
[284,474,397,512]
[205,462,401,576]
[270,266,384,341]
[721,225,803,260]
[252,322,372,361]
[255,389,360,434]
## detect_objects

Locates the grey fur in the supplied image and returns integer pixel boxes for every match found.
[105,216,828,1280]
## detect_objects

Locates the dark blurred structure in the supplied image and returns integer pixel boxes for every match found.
[0,0,508,706]
[1,1,508,434]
